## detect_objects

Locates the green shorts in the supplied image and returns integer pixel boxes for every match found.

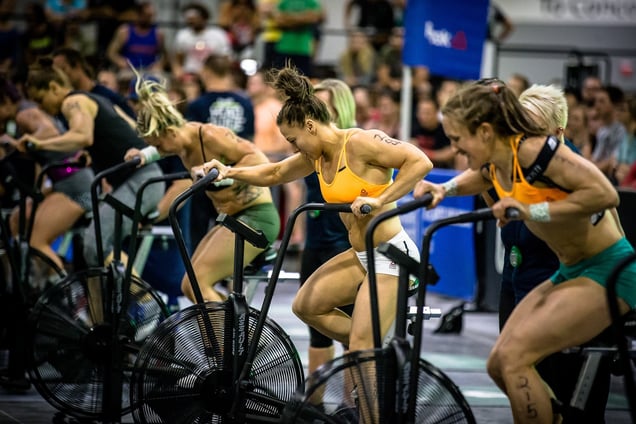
[233,202,281,247]
[550,237,636,309]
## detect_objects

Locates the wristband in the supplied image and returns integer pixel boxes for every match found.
[140,146,161,164]
[441,178,458,196]
[529,202,551,222]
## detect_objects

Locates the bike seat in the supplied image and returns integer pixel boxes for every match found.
[139,209,161,229]
[244,246,278,275]
[71,211,93,230]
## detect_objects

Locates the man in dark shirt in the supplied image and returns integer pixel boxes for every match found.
[186,54,255,249]
[52,47,136,119]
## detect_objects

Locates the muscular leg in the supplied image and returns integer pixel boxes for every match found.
[180,225,264,303]
[487,277,631,423]
[348,273,398,351]
[292,249,365,345]
[30,193,85,271]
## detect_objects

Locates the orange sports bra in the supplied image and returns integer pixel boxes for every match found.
[316,130,391,203]
[490,134,569,204]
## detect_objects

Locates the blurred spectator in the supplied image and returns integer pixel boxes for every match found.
[581,75,603,136]
[621,160,636,189]
[96,67,119,92]
[179,72,204,103]
[247,69,287,156]
[435,78,460,120]
[187,54,254,140]
[271,0,324,78]
[591,85,627,181]
[52,47,136,118]
[106,2,166,75]
[257,0,282,70]
[44,0,89,45]
[565,104,593,159]
[166,79,189,116]
[410,97,454,168]
[370,88,400,138]
[615,95,636,184]
[0,8,18,78]
[337,29,376,87]
[59,15,94,58]
[21,3,57,70]
[487,2,514,44]
[563,86,581,110]
[352,84,377,130]
[185,54,254,249]
[581,75,602,106]
[86,0,137,56]
[218,0,261,60]
[344,0,396,51]
[506,73,530,97]
[247,68,304,247]
[375,26,403,92]
[481,2,513,78]
[172,2,231,81]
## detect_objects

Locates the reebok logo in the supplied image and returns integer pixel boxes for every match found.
[424,21,467,50]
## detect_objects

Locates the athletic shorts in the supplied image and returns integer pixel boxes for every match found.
[355,229,420,282]
[551,237,636,309]
[233,202,281,247]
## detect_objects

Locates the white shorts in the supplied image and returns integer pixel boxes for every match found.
[355,229,420,279]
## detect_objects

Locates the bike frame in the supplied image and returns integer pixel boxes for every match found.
[364,194,500,423]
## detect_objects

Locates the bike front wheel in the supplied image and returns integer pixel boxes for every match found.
[130,302,304,423]
[283,348,476,424]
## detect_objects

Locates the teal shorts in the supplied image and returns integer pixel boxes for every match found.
[550,237,636,309]
[233,202,281,247]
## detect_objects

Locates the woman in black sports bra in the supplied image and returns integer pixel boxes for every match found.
[125,75,280,303]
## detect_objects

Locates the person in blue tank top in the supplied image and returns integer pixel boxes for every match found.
[18,58,164,268]
[106,2,166,75]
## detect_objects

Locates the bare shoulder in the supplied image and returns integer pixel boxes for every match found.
[350,128,401,148]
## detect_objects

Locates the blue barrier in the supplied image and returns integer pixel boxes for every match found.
[398,169,478,301]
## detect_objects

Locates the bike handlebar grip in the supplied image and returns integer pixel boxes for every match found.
[360,204,372,215]
[191,167,220,191]
[505,207,521,219]
[25,141,37,152]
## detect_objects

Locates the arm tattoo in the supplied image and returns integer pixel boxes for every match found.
[63,101,82,115]
[373,134,400,145]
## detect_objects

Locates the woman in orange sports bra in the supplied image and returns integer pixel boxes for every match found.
[195,65,433,355]
[414,79,635,424]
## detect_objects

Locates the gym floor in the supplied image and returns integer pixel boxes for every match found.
[0,255,632,424]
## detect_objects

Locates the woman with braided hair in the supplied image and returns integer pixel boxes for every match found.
[414,78,635,423]
[124,74,279,303]
[194,65,432,353]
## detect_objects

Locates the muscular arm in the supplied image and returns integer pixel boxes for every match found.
[106,25,129,70]
[33,95,95,152]
[542,147,619,219]
[494,140,619,224]
[356,130,433,206]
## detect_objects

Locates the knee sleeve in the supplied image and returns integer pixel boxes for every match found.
[309,326,334,348]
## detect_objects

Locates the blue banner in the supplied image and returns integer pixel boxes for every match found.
[397,169,477,301]
[403,0,490,81]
